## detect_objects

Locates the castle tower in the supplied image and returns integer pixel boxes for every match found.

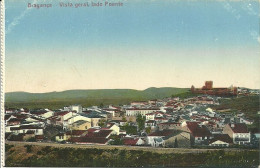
[205,81,213,90]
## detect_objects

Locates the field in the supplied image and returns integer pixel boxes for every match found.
[5,142,259,167]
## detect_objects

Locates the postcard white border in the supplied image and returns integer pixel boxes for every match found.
[1,0,5,167]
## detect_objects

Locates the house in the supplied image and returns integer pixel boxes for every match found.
[154,117,168,124]
[68,120,91,130]
[147,130,174,147]
[40,111,54,119]
[35,135,44,142]
[63,114,91,129]
[146,112,156,121]
[9,125,44,135]
[164,131,191,148]
[6,118,22,126]
[87,128,114,139]
[55,111,74,123]
[151,137,164,147]
[208,134,233,147]
[55,130,88,142]
[182,122,211,145]
[145,120,156,127]
[5,108,17,114]
[103,106,120,117]
[223,123,251,145]
[70,105,83,113]
[107,123,120,135]
[125,107,160,117]
[145,111,165,121]
[69,128,114,145]
[240,118,254,125]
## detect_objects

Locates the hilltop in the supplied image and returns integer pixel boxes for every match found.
[5,87,189,109]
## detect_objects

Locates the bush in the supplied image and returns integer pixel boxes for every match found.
[24,145,32,153]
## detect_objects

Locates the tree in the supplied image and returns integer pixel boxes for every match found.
[109,135,123,145]
[145,127,151,134]
[99,103,104,108]
[136,114,146,131]
[122,116,127,122]
[120,123,137,135]
[98,119,106,128]
[174,138,178,148]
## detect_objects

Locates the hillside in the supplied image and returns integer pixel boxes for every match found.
[216,96,259,118]
[5,87,189,109]
[213,95,260,131]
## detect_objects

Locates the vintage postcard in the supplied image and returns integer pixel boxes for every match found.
[1,0,260,167]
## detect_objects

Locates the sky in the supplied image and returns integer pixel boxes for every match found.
[5,0,260,93]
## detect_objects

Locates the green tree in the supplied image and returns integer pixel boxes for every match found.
[174,138,178,148]
[120,123,137,135]
[99,103,104,108]
[122,116,127,122]
[136,114,146,131]
[98,119,106,128]
[145,127,151,134]
[109,135,123,145]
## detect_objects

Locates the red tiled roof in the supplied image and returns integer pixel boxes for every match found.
[31,111,48,115]
[154,117,167,120]
[230,123,249,133]
[123,138,139,146]
[186,122,211,137]
[7,118,22,123]
[66,130,87,136]
[12,115,28,119]
[209,134,233,144]
[56,111,70,116]
[126,108,159,110]
[87,129,113,138]
[35,135,44,140]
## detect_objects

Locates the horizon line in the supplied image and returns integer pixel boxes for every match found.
[5,85,259,94]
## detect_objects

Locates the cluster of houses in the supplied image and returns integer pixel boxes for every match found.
[4,95,258,148]
[237,87,260,96]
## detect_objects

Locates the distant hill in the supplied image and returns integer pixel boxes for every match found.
[5,87,189,109]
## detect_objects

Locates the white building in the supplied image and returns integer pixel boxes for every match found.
[70,105,83,113]
[125,108,160,117]
[223,123,251,145]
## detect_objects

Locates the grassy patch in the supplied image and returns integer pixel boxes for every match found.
[5,144,259,167]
